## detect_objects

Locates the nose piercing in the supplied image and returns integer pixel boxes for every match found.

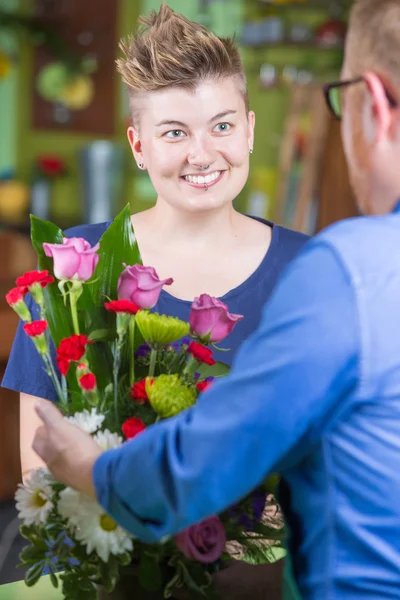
[200,165,210,171]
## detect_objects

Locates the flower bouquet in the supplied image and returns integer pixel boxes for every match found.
[6,206,284,599]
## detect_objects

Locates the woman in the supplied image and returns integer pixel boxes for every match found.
[2,4,308,598]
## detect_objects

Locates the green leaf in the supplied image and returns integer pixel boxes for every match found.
[138,553,162,592]
[25,561,45,587]
[118,552,132,566]
[99,556,119,593]
[48,566,59,588]
[90,204,142,305]
[196,361,231,378]
[19,544,46,565]
[30,215,73,348]
[88,328,113,342]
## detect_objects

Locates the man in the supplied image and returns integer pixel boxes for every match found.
[33,1,400,598]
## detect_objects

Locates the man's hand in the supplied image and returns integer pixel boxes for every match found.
[32,400,102,499]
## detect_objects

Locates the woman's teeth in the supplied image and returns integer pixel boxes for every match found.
[183,171,221,184]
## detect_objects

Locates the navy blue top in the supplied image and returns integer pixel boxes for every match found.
[1,217,308,401]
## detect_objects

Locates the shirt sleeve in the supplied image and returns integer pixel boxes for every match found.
[1,292,58,401]
[93,239,359,542]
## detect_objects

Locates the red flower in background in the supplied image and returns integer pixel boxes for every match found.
[36,155,66,178]
[105,300,141,315]
[78,373,97,391]
[131,379,149,403]
[6,286,27,306]
[122,417,146,440]
[188,341,215,366]
[23,320,48,337]
[16,270,54,290]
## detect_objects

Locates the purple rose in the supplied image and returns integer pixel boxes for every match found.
[117,264,173,309]
[43,237,99,281]
[189,294,243,343]
[175,516,226,564]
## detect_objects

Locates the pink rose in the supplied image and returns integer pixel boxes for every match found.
[189,294,243,343]
[43,237,99,281]
[175,517,226,564]
[117,264,173,309]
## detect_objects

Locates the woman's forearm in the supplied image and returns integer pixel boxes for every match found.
[20,393,46,480]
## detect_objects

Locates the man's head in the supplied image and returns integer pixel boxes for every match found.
[116,4,254,215]
[341,0,400,215]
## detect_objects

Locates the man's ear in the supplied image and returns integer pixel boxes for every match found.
[364,71,392,143]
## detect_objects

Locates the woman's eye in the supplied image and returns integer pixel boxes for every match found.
[165,130,185,139]
[214,122,231,133]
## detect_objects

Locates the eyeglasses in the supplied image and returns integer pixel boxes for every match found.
[323,77,398,120]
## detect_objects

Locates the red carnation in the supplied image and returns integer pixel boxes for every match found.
[6,286,27,306]
[16,270,54,289]
[196,379,214,393]
[56,334,90,376]
[57,334,89,362]
[122,417,146,440]
[105,300,141,315]
[79,373,97,391]
[188,341,215,366]
[130,379,149,403]
[56,355,70,377]
[23,320,48,337]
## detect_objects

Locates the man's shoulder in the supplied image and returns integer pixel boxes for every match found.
[64,220,112,246]
[315,213,400,274]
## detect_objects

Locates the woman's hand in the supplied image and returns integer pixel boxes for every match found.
[32,400,102,499]
[173,559,284,600]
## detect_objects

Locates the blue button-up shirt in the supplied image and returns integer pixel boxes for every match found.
[94,207,400,599]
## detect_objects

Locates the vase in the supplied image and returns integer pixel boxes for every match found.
[96,566,174,600]
[78,141,124,224]
[30,178,51,220]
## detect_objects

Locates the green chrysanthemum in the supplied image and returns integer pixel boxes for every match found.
[146,375,196,418]
[136,311,189,346]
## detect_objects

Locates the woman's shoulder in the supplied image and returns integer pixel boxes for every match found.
[64,220,112,246]
[248,215,310,258]
[275,223,310,250]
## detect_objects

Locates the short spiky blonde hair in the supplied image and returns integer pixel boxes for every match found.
[116,3,248,118]
[347,0,400,90]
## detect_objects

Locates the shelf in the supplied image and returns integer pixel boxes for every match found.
[255,0,350,9]
[242,40,344,50]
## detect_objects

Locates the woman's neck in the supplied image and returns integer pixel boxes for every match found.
[132,201,243,250]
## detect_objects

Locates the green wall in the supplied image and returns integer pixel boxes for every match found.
[0,0,18,175]
[0,1,342,223]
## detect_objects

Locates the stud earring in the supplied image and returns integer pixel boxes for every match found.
[138,162,144,169]
[249,149,253,154]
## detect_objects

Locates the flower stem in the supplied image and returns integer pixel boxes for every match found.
[129,316,136,385]
[149,348,158,378]
[44,354,65,406]
[113,344,122,428]
[69,281,83,335]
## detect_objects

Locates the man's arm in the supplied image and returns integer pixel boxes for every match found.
[93,240,359,541]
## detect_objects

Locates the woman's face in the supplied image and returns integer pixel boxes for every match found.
[128,77,255,213]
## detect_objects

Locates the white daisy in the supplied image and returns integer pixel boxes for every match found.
[93,429,123,451]
[66,408,105,434]
[15,468,54,526]
[58,488,133,563]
